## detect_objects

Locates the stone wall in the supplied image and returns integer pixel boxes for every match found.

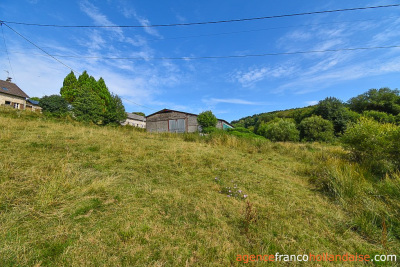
[0,93,26,109]
[146,111,199,133]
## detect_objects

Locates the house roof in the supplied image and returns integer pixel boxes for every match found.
[146,108,233,127]
[126,113,146,121]
[27,99,40,105]
[0,80,30,99]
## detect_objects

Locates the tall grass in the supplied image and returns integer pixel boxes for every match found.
[1,108,399,265]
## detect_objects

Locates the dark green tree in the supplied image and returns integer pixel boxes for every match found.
[72,89,104,124]
[197,111,218,131]
[39,95,69,116]
[103,94,127,125]
[314,97,353,134]
[60,71,78,103]
[59,71,126,125]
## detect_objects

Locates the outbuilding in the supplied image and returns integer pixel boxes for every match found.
[146,109,233,133]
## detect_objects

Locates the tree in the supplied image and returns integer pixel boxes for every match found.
[39,95,69,116]
[59,71,126,125]
[103,94,127,125]
[72,89,103,124]
[197,111,218,131]
[299,116,334,142]
[29,97,41,101]
[348,87,400,115]
[132,112,145,117]
[314,97,353,134]
[60,71,78,103]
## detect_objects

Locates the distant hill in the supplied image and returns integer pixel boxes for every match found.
[231,105,315,129]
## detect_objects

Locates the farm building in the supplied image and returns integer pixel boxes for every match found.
[146,109,233,133]
[0,78,42,112]
[122,113,146,128]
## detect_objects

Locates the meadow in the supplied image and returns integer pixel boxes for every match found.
[0,108,399,266]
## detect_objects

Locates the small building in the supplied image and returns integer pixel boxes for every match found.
[26,99,42,113]
[122,112,146,128]
[146,109,233,133]
[0,78,29,110]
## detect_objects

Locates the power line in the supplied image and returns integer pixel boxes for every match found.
[5,45,399,60]
[2,22,80,74]
[1,22,16,82]
[120,96,157,111]
[1,4,399,28]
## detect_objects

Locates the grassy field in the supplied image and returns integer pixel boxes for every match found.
[0,108,399,266]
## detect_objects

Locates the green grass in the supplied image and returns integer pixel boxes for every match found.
[0,108,399,266]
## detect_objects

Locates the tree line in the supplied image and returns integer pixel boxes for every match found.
[232,87,400,142]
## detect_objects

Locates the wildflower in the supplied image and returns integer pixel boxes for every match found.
[229,190,231,193]
[238,190,242,193]
[243,195,248,198]
[227,195,231,197]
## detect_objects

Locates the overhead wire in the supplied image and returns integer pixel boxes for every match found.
[3,45,400,60]
[1,4,399,110]
[1,22,16,82]
[2,22,80,74]
[119,97,157,111]
[1,4,399,28]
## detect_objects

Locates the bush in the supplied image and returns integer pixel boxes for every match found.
[341,117,400,176]
[40,95,69,117]
[226,127,265,139]
[299,116,334,142]
[262,119,299,142]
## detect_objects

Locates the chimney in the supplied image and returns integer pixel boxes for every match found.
[6,77,12,82]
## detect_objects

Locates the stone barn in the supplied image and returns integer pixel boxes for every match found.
[146,109,233,133]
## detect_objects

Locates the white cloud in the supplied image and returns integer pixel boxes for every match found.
[203,98,270,106]
[275,54,400,95]
[232,64,297,87]
[79,0,124,39]
[305,100,318,106]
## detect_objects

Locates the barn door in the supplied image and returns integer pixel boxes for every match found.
[169,119,185,133]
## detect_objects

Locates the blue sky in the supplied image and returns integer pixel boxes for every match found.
[1,0,399,122]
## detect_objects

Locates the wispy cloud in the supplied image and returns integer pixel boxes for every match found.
[118,3,162,38]
[232,64,297,87]
[305,100,318,106]
[203,98,270,106]
[79,0,124,38]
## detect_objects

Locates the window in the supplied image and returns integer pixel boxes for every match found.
[5,101,11,105]
[2,87,8,91]
[13,103,19,109]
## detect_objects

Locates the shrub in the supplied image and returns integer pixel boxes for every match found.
[362,110,396,124]
[299,116,334,142]
[262,119,299,142]
[40,95,69,117]
[341,117,400,175]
